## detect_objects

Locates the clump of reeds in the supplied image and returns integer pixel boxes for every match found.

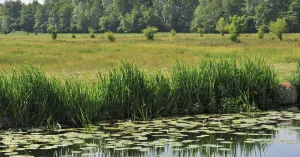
[0,58,279,128]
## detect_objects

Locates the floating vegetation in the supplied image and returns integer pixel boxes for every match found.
[0,112,300,156]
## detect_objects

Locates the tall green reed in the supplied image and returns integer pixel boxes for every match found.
[0,58,279,128]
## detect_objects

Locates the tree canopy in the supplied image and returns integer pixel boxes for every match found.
[0,0,299,33]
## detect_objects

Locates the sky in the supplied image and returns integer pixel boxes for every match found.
[0,0,44,4]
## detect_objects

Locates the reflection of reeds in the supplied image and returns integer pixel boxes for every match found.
[0,58,278,127]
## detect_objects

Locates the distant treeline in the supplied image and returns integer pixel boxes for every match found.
[0,0,299,33]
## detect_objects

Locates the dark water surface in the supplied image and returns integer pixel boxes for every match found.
[1,111,300,157]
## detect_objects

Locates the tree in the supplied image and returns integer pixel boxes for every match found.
[119,7,144,33]
[228,15,247,42]
[286,0,300,32]
[34,5,48,32]
[99,5,119,32]
[191,0,223,33]
[58,3,74,32]
[216,17,227,36]
[20,2,38,32]
[269,18,288,40]
[0,0,22,32]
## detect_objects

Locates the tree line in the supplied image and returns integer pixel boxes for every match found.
[0,0,299,34]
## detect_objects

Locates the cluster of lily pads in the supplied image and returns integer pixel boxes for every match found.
[1,111,300,157]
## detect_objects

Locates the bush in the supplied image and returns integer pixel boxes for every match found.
[228,15,247,42]
[216,17,227,36]
[257,26,266,39]
[105,31,116,42]
[88,27,95,38]
[269,18,288,40]
[170,29,176,36]
[142,26,158,40]
[47,25,57,40]
[72,34,76,38]
[197,28,203,37]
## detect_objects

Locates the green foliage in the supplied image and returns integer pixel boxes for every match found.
[170,29,176,36]
[291,60,300,91]
[72,34,76,38]
[269,18,288,40]
[216,18,227,36]
[229,15,247,42]
[47,25,57,40]
[105,31,116,42]
[197,28,204,37]
[257,26,266,39]
[0,0,299,34]
[88,27,95,38]
[142,26,158,40]
[0,58,279,127]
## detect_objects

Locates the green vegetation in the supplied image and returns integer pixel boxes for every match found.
[228,15,247,42]
[0,58,279,127]
[105,31,116,42]
[257,26,265,39]
[72,34,76,38]
[197,28,204,37]
[1,0,300,34]
[269,18,288,40]
[291,60,300,91]
[47,25,57,40]
[0,33,299,80]
[142,26,158,40]
[88,27,95,38]
[170,29,177,36]
[1,111,300,156]
[216,18,227,36]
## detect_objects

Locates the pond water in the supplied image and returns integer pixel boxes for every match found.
[1,111,300,157]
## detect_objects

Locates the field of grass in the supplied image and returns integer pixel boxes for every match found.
[0,32,299,80]
[1,32,300,127]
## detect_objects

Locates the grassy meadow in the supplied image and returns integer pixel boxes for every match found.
[0,32,300,127]
[0,32,299,80]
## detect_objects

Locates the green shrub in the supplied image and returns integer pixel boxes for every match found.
[105,31,116,42]
[72,34,76,38]
[269,18,288,40]
[170,29,176,36]
[228,15,247,42]
[257,26,265,39]
[197,28,203,37]
[47,25,57,40]
[142,26,158,40]
[216,17,227,36]
[88,27,95,38]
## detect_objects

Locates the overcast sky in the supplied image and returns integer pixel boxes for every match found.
[0,0,44,4]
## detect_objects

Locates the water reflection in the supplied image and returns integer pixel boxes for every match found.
[1,112,300,157]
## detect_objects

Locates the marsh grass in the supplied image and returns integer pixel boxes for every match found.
[291,60,300,91]
[0,58,279,127]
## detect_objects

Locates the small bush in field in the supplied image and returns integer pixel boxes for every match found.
[47,25,57,40]
[170,29,176,36]
[105,31,116,42]
[88,27,95,38]
[197,28,203,37]
[142,26,158,40]
[72,34,76,38]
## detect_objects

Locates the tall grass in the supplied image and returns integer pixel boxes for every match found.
[0,59,279,128]
[291,60,300,91]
